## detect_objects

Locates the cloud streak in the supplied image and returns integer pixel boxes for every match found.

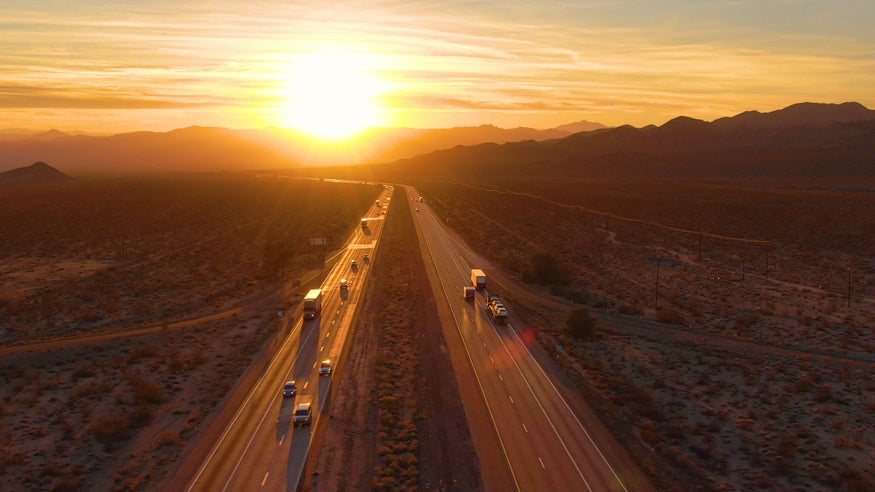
[1,1,873,131]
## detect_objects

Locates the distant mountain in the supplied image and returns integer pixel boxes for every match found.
[0,120,604,173]
[0,161,73,184]
[373,102,875,179]
[551,120,606,134]
[713,102,875,129]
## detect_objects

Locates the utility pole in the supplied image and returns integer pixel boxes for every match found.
[655,252,660,310]
[847,265,852,307]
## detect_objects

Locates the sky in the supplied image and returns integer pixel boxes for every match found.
[2,0,874,135]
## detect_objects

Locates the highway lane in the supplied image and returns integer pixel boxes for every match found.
[406,186,633,491]
[183,186,392,492]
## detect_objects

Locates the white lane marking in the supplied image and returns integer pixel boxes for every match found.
[261,472,269,486]
[506,324,628,491]
[508,395,514,404]
[498,374,503,381]
[493,321,592,491]
[489,356,494,364]
[312,362,317,368]
[320,345,324,352]
[482,341,487,348]
[538,457,545,470]
[187,312,310,492]
[523,424,528,433]
[303,381,309,389]
[325,332,330,337]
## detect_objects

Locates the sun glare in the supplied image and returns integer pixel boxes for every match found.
[282,52,384,141]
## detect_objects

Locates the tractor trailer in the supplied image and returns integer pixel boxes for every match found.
[470,269,487,290]
[303,289,323,319]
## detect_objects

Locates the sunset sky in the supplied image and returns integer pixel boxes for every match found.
[2,0,874,136]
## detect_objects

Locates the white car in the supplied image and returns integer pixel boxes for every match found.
[319,359,333,376]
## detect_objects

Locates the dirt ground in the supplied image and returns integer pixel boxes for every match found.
[0,177,378,491]
[417,178,875,491]
[305,187,481,491]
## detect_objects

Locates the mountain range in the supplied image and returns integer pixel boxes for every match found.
[1,102,874,178]
[374,102,875,179]
[0,121,604,174]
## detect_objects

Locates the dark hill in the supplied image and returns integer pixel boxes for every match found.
[0,161,73,184]
[368,102,875,180]
[713,102,875,129]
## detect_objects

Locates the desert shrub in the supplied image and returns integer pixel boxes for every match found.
[90,413,130,444]
[656,308,686,325]
[157,430,182,447]
[129,375,167,405]
[51,474,82,492]
[520,252,570,286]
[564,306,597,340]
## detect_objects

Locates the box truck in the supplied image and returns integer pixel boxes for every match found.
[470,269,487,290]
[303,289,322,319]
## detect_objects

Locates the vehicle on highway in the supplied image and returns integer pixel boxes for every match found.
[303,289,322,320]
[339,279,348,291]
[471,268,487,290]
[463,286,476,301]
[351,259,358,269]
[416,208,419,212]
[360,218,368,230]
[363,253,370,263]
[282,380,297,397]
[293,402,312,427]
[319,359,333,376]
[487,295,508,323]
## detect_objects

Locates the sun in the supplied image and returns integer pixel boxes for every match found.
[282,52,384,141]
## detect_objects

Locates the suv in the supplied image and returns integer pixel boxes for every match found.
[282,380,297,398]
[293,402,312,427]
[319,359,333,376]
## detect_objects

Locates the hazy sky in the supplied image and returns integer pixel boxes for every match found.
[2,0,874,134]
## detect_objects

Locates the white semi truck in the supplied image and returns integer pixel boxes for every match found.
[303,289,322,320]
[470,269,487,290]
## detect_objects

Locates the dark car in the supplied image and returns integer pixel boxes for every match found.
[282,380,297,397]
[293,402,312,427]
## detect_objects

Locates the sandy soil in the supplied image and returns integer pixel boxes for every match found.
[305,187,481,491]
[0,177,379,491]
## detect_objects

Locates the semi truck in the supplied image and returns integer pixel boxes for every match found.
[303,289,322,319]
[470,269,487,290]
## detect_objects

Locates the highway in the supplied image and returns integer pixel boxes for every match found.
[181,187,393,492]
[405,186,642,491]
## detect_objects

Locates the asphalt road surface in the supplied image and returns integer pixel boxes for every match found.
[182,187,393,492]
[406,186,639,492]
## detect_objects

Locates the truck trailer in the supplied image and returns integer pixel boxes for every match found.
[470,269,487,290]
[303,289,323,319]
